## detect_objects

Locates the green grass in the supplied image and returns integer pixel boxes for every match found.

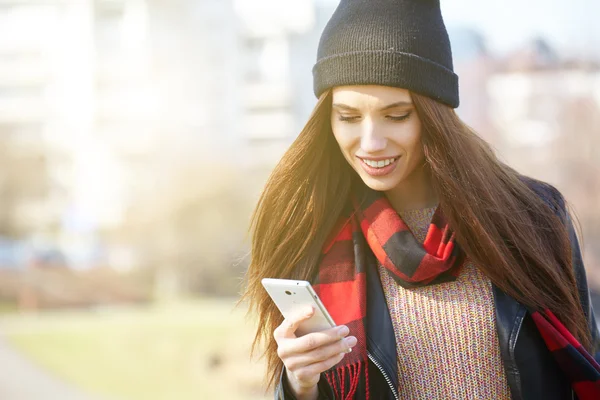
[0,299,270,400]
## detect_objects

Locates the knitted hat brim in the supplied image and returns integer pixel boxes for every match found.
[313,50,459,108]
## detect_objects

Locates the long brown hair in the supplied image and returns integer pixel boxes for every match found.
[241,89,591,389]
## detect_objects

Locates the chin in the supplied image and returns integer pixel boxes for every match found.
[359,174,402,192]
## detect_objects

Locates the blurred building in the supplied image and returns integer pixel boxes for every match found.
[235,0,336,167]
[144,0,337,169]
[449,27,497,144]
[0,0,160,268]
[488,42,600,184]
[0,1,63,236]
[145,0,240,154]
[0,0,338,269]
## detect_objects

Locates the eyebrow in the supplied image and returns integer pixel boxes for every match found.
[332,101,413,112]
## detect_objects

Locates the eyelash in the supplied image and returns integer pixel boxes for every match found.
[338,112,412,123]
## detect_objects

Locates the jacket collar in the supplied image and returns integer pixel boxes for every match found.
[366,253,398,389]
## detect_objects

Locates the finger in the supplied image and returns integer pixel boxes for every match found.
[278,325,350,359]
[286,335,357,370]
[296,352,346,380]
[296,325,350,352]
[274,306,315,340]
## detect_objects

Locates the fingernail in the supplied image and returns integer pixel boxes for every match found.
[305,305,314,315]
[344,336,357,349]
[337,326,349,337]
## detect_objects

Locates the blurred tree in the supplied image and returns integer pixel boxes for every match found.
[119,157,264,298]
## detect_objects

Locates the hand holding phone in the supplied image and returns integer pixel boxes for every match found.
[262,278,358,398]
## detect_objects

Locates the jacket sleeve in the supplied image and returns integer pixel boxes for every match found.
[274,367,334,400]
[564,211,600,361]
[525,177,600,360]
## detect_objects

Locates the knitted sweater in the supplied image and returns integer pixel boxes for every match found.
[377,207,512,399]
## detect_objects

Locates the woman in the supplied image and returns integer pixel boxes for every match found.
[242,0,600,399]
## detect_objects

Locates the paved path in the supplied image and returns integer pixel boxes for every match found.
[0,334,105,400]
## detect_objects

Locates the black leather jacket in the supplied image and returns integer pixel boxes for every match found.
[276,180,600,400]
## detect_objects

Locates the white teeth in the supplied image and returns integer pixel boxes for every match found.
[362,158,397,168]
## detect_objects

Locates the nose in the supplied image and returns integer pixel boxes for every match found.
[360,119,387,153]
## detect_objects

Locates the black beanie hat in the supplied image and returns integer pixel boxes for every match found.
[313,0,459,108]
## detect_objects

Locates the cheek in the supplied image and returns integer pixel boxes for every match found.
[407,135,424,159]
[398,122,423,159]
[332,130,360,168]
[331,127,355,153]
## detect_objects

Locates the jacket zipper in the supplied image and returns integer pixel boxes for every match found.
[367,351,398,400]
[509,307,526,400]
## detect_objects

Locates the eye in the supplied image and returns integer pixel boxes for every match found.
[386,112,412,122]
[338,115,360,123]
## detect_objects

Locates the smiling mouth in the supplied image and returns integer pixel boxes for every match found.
[359,157,400,169]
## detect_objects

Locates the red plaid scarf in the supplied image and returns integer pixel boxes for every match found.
[313,188,600,399]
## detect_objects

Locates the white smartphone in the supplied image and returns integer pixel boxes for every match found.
[261,278,336,336]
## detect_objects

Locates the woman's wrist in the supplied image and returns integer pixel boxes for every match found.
[284,369,319,400]
[290,384,318,400]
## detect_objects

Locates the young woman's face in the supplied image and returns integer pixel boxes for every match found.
[330,85,425,193]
